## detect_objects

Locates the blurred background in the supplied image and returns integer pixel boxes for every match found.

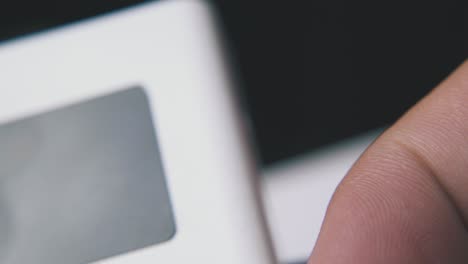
[1,0,467,263]
[1,0,467,165]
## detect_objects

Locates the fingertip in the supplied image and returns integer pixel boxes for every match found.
[309,60,468,263]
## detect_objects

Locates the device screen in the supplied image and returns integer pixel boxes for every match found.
[0,87,175,263]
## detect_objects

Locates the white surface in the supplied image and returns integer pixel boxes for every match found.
[263,130,382,262]
[0,1,276,263]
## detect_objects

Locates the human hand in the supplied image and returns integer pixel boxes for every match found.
[309,60,468,263]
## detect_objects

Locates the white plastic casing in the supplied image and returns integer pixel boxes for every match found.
[0,0,276,263]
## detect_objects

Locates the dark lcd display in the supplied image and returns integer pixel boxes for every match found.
[0,87,175,264]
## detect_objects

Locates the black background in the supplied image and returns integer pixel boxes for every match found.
[215,1,467,164]
[1,0,467,165]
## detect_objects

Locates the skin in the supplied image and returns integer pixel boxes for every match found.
[309,59,468,264]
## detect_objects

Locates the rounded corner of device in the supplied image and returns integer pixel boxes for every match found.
[163,224,178,243]
[129,85,149,98]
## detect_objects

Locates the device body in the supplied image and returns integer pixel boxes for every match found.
[0,1,276,263]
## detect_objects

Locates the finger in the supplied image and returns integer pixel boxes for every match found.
[309,59,468,264]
